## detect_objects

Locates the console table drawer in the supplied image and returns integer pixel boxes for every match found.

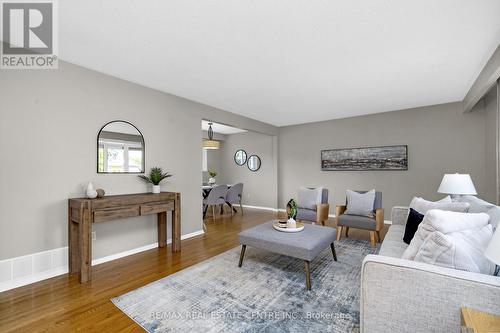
[94,206,140,223]
[141,202,174,215]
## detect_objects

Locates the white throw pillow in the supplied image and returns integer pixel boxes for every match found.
[409,196,468,214]
[401,209,490,260]
[297,187,323,210]
[413,225,495,274]
[344,189,376,217]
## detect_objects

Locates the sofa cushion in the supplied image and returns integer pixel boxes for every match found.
[403,208,425,244]
[414,224,495,275]
[486,206,500,231]
[337,214,376,230]
[454,195,495,213]
[409,196,468,214]
[379,225,408,257]
[344,189,376,217]
[297,187,323,210]
[454,195,500,231]
[296,208,317,222]
[401,209,490,260]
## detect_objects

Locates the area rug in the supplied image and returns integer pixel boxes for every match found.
[112,238,379,333]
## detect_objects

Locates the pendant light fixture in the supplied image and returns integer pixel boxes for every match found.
[203,122,220,149]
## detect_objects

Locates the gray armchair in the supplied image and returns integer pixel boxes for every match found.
[336,191,383,247]
[296,187,330,226]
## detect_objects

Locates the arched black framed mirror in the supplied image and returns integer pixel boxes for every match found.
[97,120,145,173]
[247,155,261,172]
[234,149,247,166]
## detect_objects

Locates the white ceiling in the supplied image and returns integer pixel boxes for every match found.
[59,1,500,126]
[201,120,247,135]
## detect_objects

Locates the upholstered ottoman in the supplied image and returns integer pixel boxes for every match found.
[238,220,337,290]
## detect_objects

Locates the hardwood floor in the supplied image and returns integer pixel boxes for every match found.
[0,208,387,333]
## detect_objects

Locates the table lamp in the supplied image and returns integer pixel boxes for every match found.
[485,227,500,276]
[437,173,477,199]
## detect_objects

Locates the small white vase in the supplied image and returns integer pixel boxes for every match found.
[86,182,98,199]
[152,185,161,194]
[208,177,216,185]
[287,218,297,229]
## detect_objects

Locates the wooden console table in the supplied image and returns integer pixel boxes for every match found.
[68,192,181,283]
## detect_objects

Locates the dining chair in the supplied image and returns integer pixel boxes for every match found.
[225,183,244,215]
[203,184,228,222]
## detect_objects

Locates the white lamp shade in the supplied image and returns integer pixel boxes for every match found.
[485,227,500,266]
[437,173,477,195]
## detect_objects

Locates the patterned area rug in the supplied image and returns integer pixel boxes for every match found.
[112,238,379,333]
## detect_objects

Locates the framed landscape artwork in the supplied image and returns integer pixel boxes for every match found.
[321,145,408,171]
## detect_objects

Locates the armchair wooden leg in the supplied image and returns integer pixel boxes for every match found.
[376,230,381,243]
[369,231,376,247]
[345,227,349,237]
[336,226,342,241]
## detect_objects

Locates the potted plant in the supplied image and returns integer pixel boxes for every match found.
[138,167,172,194]
[286,198,298,228]
[208,170,217,185]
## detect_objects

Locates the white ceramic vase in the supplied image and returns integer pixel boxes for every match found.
[286,218,297,229]
[152,185,161,194]
[86,182,98,199]
[208,177,216,185]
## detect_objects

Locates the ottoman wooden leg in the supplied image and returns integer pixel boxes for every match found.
[304,260,311,291]
[238,245,246,267]
[330,243,337,261]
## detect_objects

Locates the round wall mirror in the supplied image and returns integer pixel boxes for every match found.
[247,155,261,172]
[97,121,145,173]
[234,149,247,166]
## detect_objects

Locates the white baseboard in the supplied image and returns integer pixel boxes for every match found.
[0,229,204,293]
[241,204,279,212]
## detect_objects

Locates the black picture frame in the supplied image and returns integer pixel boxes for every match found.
[321,145,408,171]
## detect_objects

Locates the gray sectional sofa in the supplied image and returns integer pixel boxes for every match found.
[360,196,500,333]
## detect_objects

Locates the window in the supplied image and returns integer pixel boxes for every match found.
[202,149,208,172]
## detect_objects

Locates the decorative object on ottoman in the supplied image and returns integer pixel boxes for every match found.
[336,190,384,246]
[86,182,98,199]
[286,198,298,220]
[208,170,217,185]
[273,220,304,233]
[96,188,106,198]
[138,167,172,193]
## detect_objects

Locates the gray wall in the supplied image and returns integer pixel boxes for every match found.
[278,102,488,214]
[482,82,499,203]
[0,60,277,260]
[219,132,278,208]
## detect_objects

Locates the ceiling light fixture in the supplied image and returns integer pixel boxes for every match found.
[203,122,220,150]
